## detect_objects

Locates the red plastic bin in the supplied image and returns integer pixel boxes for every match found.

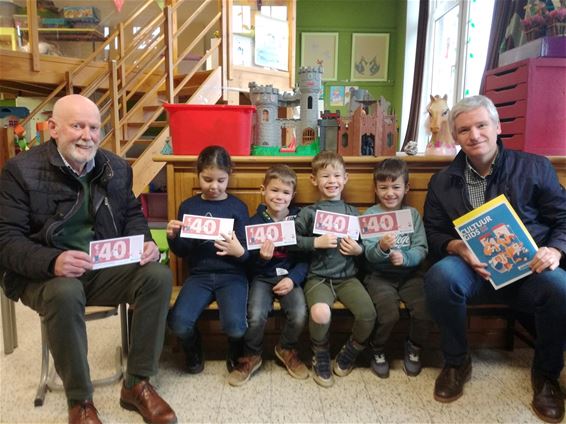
[164,104,255,156]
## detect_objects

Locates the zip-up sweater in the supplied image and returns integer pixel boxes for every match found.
[362,204,428,278]
[294,199,362,279]
[168,193,249,276]
[0,139,152,300]
[248,204,308,286]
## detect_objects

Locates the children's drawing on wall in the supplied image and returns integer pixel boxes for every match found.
[329,86,345,107]
[350,33,389,82]
[344,86,358,107]
[233,34,253,66]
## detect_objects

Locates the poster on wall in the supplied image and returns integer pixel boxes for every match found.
[329,86,345,106]
[301,32,338,81]
[351,33,389,82]
[254,14,288,71]
[233,34,253,66]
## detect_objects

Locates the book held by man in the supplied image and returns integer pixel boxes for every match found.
[453,194,538,290]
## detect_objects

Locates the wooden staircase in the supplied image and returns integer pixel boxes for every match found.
[0,0,226,196]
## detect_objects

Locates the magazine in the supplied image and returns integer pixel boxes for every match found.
[453,194,538,290]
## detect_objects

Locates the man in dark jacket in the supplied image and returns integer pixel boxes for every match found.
[0,95,177,424]
[423,95,566,423]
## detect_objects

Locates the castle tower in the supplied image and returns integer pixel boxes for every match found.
[248,82,281,147]
[297,66,323,145]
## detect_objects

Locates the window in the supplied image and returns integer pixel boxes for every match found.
[411,0,494,152]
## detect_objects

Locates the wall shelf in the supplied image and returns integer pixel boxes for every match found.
[18,27,106,42]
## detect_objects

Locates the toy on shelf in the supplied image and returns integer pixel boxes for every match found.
[336,88,398,157]
[424,94,457,156]
[248,66,322,156]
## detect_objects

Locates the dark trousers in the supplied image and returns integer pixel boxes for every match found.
[425,256,566,378]
[364,271,431,349]
[244,276,307,355]
[20,262,172,401]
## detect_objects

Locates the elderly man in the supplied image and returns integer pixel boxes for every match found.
[0,95,177,424]
[424,95,566,423]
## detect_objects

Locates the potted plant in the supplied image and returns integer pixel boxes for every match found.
[545,7,566,36]
[521,14,547,41]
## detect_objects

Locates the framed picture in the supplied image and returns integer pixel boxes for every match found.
[351,33,389,82]
[301,32,338,81]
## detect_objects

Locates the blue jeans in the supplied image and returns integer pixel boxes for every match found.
[168,272,248,341]
[425,256,566,378]
[244,276,307,355]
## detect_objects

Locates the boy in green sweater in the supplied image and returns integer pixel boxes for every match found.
[362,158,431,379]
[295,151,376,387]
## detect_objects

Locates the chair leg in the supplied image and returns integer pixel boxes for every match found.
[34,321,51,407]
[1,287,18,354]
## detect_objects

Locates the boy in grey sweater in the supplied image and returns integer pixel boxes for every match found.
[294,151,376,387]
[362,158,431,379]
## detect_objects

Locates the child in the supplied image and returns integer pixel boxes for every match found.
[166,145,249,374]
[362,158,431,378]
[294,151,376,387]
[228,165,309,386]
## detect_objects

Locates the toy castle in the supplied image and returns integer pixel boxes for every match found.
[248,66,322,151]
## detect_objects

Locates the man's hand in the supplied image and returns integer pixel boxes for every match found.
[530,246,562,273]
[140,241,160,266]
[273,277,293,296]
[215,232,245,257]
[54,250,92,277]
[339,236,363,256]
[447,239,490,280]
[259,240,275,260]
[314,233,338,249]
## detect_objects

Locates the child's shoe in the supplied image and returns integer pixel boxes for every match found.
[403,339,422,376]
[227,355,262,387]
[370,349,389,379]
[183,331,204,374]
[274,344,309,379]
[333,337,364,377]
[312,350,334,387]
[226,338,244,372]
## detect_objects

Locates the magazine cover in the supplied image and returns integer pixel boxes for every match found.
[453,194,538,290]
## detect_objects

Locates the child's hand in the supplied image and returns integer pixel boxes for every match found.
[273,277,293,296]
[166,220,183,239]
[314,233,338,249]
[339,236,363,256]
[379,233,396,252]
[259,240,275,260]
[389,250,404,266]
[215,232,245,258]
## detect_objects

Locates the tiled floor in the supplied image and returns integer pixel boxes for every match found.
[1,302,564,423]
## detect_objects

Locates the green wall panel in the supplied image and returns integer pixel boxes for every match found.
[296,0,406,122]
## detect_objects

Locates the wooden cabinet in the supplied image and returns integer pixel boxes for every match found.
[483,57,566,156]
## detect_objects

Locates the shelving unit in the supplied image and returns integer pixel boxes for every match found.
[18,27,105,42]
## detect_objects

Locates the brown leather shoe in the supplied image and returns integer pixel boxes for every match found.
[120,380,177,424]
[433,355,472,403]
[68,400,102,424]
[531,370,565,423]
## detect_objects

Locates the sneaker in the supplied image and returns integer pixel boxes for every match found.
[333,338,363,377]
[227,355,262,387]
[312,350,334,387]
[274,344,309,380]
[183,331,204,374]
[370,349,390,379]
[227,338,244,372]
[403,339,422,377]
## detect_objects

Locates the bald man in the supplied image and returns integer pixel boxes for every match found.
[0,95,177,424]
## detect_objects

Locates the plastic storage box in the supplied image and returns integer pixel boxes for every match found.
[164,104,255,156]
